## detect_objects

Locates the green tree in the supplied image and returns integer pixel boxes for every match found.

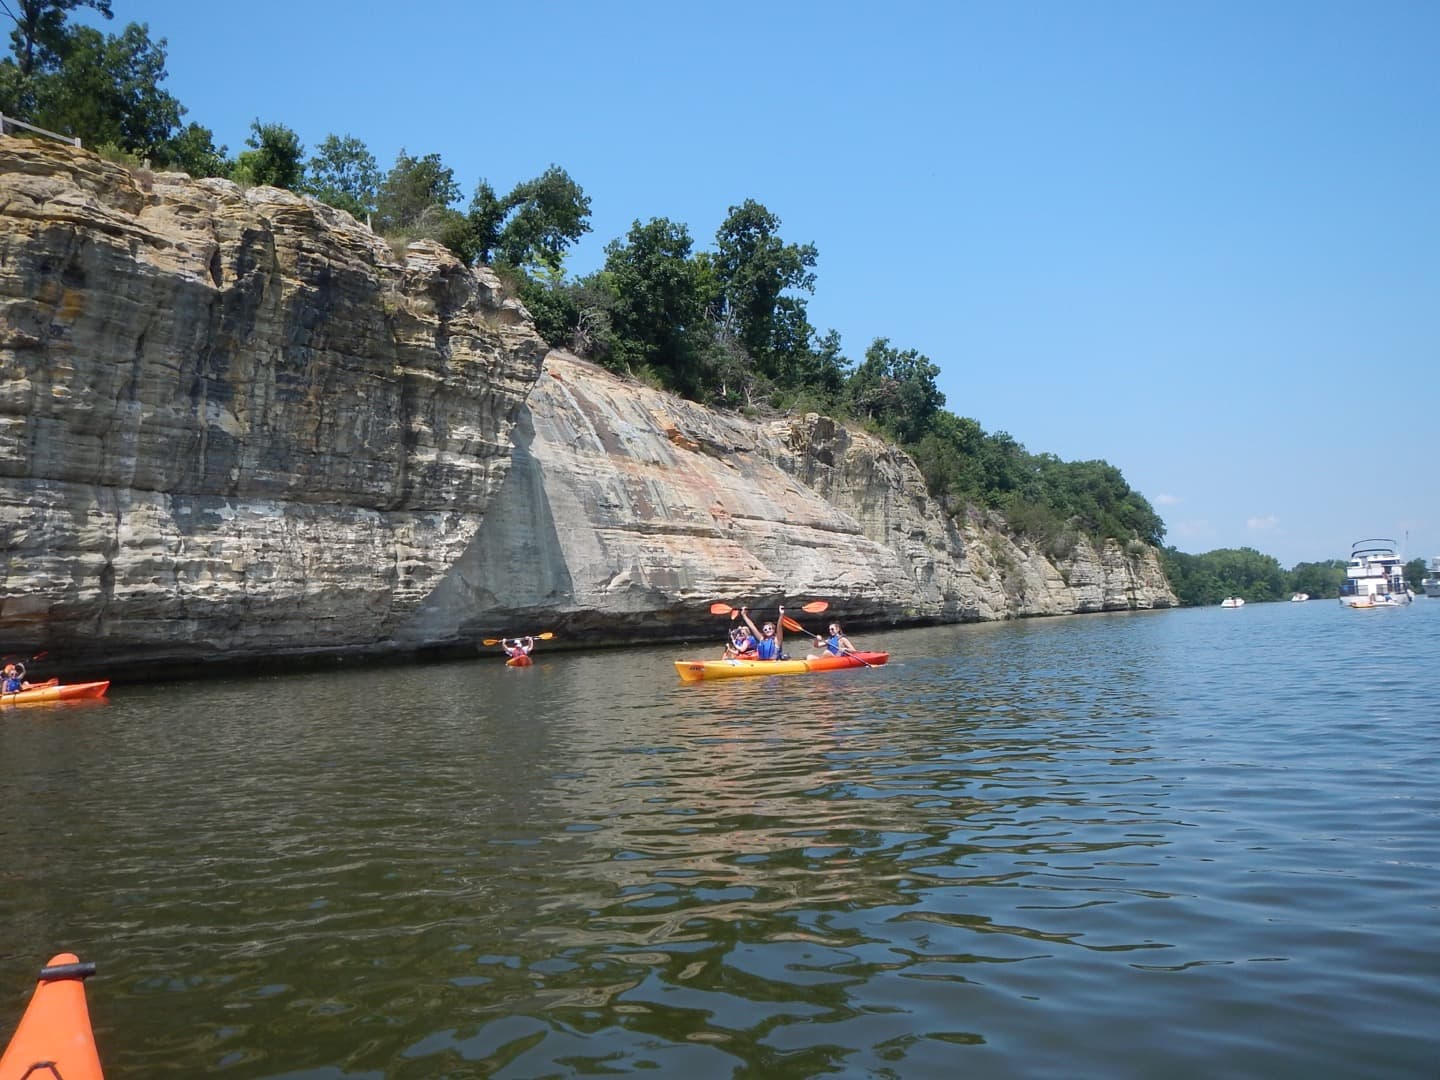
[712,199,817,382]
[602,217,716,396]
[518,264,616,361]
[772,328,849,413]
[14,21,181,156]
[304,133,380,221]
[231,119,303,189]
[374,149,461,236]
[1288,560,1346,600]
[465,165,591,271]
[1403,557,1425,592]
[157,120,228,177]
[910,411,987,509]
[846,337,945,444]
[1161,546,1286,606]
[1,0,111,78]
[1033,458,1164,547]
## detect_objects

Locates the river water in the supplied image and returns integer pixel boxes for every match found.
[2,600,1437,1078]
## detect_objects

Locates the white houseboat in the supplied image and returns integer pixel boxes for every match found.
[1338,539,1414,608]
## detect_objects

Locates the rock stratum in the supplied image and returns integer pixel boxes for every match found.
[0,140,1174,674]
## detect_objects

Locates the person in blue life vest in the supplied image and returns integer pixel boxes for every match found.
[807,621,857,660]
[501,636,534,659]
[725,623,757,659]
[2,662,33,692]
[739,606,786,660]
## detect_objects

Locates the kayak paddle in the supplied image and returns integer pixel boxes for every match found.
[481,632,556,646]
[781,614,875,668]
[710,600,828,618]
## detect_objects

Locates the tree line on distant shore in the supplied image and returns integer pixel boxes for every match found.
[2,0,1169,558]
[1161,548,1429,606]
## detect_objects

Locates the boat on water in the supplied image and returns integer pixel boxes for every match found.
[1220,596,1245,608]
[1338,539,1414,608]
[0,680,110,707]
[1423,557,1440,599]
[0,953,103,1080]
[1290,593,1309,602]
[675,651,888,682]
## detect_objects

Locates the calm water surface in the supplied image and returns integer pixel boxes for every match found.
[2,601,1438,1078]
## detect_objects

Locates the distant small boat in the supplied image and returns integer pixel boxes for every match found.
[1339,539,1414,608]
[1423,557,1440,599]
[1290,592,1309,602]
[1220,596,1245,608]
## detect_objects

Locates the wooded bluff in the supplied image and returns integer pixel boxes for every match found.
[0,141,1175,676]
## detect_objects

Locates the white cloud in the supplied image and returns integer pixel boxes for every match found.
[1154,493,1182,506]
[1246,515,1281,532]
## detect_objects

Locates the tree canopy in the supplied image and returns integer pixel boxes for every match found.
[304,133,379,222]
[713,199,817,383]
[462,165,591,272]
[1161,547,1325,606]
[231,119,302,190]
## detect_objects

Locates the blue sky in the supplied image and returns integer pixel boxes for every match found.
[91,1,1437,567]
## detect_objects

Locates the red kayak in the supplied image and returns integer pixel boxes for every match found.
[0,953,103,1080]
[0,681,109,707]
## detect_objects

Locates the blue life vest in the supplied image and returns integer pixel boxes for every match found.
[756,637,781,660]
[2,676,22,692]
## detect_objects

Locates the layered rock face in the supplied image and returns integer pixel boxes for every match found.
[1,141,546,666]
[0,141,1173,672]
[428,353,1174,644]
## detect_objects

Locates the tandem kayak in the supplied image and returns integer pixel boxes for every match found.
[675,652,888,682]
[0,681,109,707]
[0,954,103,1080]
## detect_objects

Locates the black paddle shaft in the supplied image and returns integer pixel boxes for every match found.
[37,960,95,982]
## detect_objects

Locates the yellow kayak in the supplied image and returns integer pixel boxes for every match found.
[0,681,110,707]
[675,652,888,682]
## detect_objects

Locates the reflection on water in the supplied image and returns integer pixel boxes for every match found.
[3,603,1439,1077]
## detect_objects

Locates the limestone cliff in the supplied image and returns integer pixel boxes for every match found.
[0,140,1173,673]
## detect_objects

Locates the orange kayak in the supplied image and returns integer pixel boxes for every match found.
[0,681,109,707]
[505,655,533,667]
[675,652,888,682]
[0,953,103,1080]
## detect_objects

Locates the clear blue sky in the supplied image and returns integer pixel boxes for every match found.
[96,1,1438,568]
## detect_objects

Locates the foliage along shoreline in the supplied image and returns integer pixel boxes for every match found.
[1161,548,1428,607]
[3,1,1357,606]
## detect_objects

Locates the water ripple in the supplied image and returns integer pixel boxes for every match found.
[3,603,1439,1076]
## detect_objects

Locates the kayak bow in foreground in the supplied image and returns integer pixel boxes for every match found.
[674,652,888,682]
[0,953,103,1080]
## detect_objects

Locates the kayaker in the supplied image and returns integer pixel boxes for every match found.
[2,663,33,693]
[808,622,857,659]
[501,636,534,659]
[725,624,757,659]
[739,606,786,660]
